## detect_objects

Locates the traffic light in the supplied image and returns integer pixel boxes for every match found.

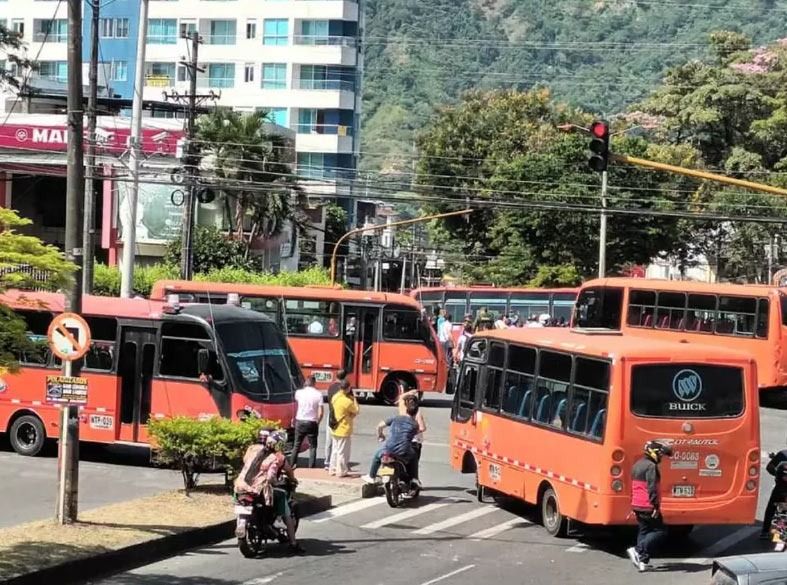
[588,120,610,173]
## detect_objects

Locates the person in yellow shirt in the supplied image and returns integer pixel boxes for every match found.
[329,380,359,477]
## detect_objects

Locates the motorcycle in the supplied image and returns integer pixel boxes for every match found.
[234,478,299,558]
[771,503,787,552]
[378,452,420,508]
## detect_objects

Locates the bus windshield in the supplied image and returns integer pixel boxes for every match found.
[573,287,623,328]
[216,321,301,404]
[630,364,744,418]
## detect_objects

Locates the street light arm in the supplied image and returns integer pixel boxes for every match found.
[329,208,473,285]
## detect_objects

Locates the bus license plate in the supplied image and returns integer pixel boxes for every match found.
[234,505,252,515]
[672,485,696,498]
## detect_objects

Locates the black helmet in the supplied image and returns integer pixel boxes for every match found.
[644,440,673,460]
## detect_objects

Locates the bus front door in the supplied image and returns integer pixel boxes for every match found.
[117,326,157,443]
[342,306,380,393]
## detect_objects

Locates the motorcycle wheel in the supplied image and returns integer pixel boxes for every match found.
[384,481,401,508]
[238,523,264,558]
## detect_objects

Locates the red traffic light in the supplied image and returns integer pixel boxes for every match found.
[590,121,609,139]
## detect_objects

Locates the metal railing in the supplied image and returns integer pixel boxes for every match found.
[293,34,356,47]
[33,32,67,42]
[204,33,236,45]
[197,77,235,88]
[0,264,54,290]
[293,123,353,136]
[295,78,355,92]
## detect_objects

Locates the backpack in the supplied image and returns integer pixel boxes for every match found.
[328,388,341,430]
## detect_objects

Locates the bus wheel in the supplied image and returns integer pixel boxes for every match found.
[379,378,403,406]
[10,415,46,457]
[541,487,568,537]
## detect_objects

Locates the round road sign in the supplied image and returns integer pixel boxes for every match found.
[47,313,92,362]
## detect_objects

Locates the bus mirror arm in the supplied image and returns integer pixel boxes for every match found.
[197,349,210,377]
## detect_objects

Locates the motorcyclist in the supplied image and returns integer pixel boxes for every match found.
[761,441,787,539]
[399,387,426,481]
[361,397,424,486]
[234,428,303,554]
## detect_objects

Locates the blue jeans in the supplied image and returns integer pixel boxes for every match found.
[369,445,416,479]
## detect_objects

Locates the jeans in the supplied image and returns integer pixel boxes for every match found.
[634,511,667,564]
[762,486,787,534]
[290,420,319,468]
[369,445,416,479]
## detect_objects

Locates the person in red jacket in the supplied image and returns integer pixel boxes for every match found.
[627,440,673,572]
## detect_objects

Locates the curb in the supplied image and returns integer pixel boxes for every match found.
[2,494,332,585]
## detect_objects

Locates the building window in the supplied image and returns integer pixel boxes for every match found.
[177,64,188,82]
[148,18,177,44]
[207,63,235,88]
[298,19,329,45]
[243,63,254,83]
[179,19,196,38]
[34,19,67,42]
[261,63,286,89]
[266,107,287,127]
[145,62,176,85]
[246,20,256,39]
[39,61,67,82]
[100,18,129,39]
[298,64,355,92]
[11,19,24,37]
[297,152,327,179]
[110,60,128,81]
[209,19,236,45]
[263,19,288,46]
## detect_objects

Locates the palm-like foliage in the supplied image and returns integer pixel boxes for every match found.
[195,110,305,257]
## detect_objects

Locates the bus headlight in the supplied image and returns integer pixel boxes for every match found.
[611,479,624,492]
[746,480,757,491]
[610,465,622,477]
[749,465,759,477]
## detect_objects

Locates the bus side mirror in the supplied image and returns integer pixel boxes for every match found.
[197,348,210,376]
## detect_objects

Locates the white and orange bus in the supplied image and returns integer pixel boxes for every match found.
[0,291,302,456]
[573,278,786,392]
[449,327,760,536]
[150,281,448,404]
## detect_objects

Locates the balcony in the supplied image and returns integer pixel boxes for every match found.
[296,78,355,92]
[33,32,66,43]
[294,122,353,136]
[145,75,175,87]
[204,34,236,45]
[293,34,356,47]
[295,132,354,154]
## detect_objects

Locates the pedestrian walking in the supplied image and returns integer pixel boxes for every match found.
[627,440,672,572]
[761,438,787,539]
[329,380,359,477]
[289,375,323,468]
[324,369,347,470]
[438,312,453,366]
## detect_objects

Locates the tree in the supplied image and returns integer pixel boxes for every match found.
[0,208,74,371]
[322,203,348,269]
[0,24,34,89]
[415,89,695,284]
[195,110,306,261]
[164,226,261,273]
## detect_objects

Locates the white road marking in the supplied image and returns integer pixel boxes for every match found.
[413,506,498,535]
[423,441,450,447]
[566,542,590,553]
[361,499,458,530]
[310,498,386,523]
[242,573,284,585]
[467,517,531,540]
[419,564,476,585]
[695,526,759,559]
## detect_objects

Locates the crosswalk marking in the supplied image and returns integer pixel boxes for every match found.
[413,506,498,535]
[467,517,531,540]
[310,498,386,523]
[361,499,459,530]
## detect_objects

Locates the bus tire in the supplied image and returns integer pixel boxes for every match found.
[379,375,412,406]
[540,486,568,538]
[9,414,46,457]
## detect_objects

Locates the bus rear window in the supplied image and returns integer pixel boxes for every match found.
[574,287,623,329]
[631,364,744,418]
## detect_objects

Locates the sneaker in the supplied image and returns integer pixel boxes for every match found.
[410,478,422,489]
[361,474,376,485]
[626,547,640,570]
[638,561,649,573]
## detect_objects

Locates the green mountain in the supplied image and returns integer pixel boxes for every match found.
[361,0,787,172]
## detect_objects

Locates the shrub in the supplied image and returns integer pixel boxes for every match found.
[148,416,280,492]
[93,263,178,297]
[164,226,262,273]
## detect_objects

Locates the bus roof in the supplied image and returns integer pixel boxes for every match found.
[581,277,779,297]
[476,327,755,363]
[0,290,166,318]
[410,286,578,295]
[152,280,423,309]
[180,303,275,324]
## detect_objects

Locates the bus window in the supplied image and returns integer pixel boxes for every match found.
[756,298,769,338]
[574,287,623,329]
[454,363,480,422]
[627,290,656,328]
[466,338,488,362]
[781,294,787,326]
[655,292,686,331]
[630,364,744,418]
[502,344,536,417]
[283,299,340,337]
[510,293,549,322]
[570,358,610,438]
[383,307,422,341]
[469,294,507,321]
[83,317,116,371]
[445,291,468,323]
[159,322,213,379]
[241,297,280,323]
[717,296,757,337]
[15,310,52,366]
[482,342,505,410]
[415,291,443,311]
[551,293,576,323]
[686,294,716,332]
[534,351,571,428]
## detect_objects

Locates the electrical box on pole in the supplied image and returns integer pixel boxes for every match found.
[588,120,610,173]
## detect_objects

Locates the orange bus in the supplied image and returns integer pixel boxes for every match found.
[449,327,760,536]
[0,291,302,456]
[411,286,578,325]
[150,281,448,404]
[573,278,786,392]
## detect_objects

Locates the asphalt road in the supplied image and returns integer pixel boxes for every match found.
[77,394,787,585]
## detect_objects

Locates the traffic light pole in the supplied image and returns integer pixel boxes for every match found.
[598,170,608,278]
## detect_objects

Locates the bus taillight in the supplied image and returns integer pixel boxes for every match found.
[611,479,624,492]
[610,465,622,477]
[746,480,757,491]
[611,449,625,462]
[748,450,760,462]
[749,465,759,477]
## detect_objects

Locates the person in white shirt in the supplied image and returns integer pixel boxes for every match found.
[289,375,324,468]
[494,315,508,329]
[454,322,473,364]
[438,313,454,366]
[308,317,324,335]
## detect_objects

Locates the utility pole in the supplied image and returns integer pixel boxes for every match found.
[82,0,99,294]
[598,169,608,279]
[179,31,201,280]
[59,0,85,524]
[120,0,149,298]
